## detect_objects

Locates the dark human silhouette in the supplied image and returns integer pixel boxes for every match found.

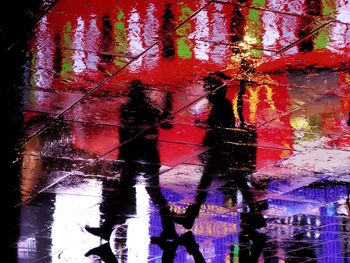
[171,74,268,262]
[151,231,205,263]
[85,80,176,262]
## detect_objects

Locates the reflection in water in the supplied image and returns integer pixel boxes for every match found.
[25,0,350,89]
[230,5,245,44]
[100,14,114,64]
[3,1,61,261]
[297,0,322,52]
[193,4,210,61]
[8,1,350,262]
[211,3,228,63]
[144,3,160,68]
[176,1,193,59]
[128,8,144,71]
[72,17,87,74]
[151,230,205,262]
[51,190,102,263]
[172,74,268,262]
[33,16,54,88]
[53,33,63,77]
[85,80,175,262]
[161,3,175,59]
[86,17,100,70]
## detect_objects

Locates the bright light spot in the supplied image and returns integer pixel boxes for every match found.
[51,180,102,262]
[290,116,310,130]
[244,36,257,44]
[126,185,150,263]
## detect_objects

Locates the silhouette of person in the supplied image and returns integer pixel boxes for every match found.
[85,80,176,262]
[172,74,268,262]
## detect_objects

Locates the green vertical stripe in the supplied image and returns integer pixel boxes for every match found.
[246,0,265,57]
[114,9,129,66]
[176,5,193,59]
[315,0,336,49]
[61,22,73,78]
[321,0,336,16]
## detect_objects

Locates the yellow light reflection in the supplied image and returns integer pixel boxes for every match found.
[248,85,276,123]
[290,116,311,131]
[243,35,258,44]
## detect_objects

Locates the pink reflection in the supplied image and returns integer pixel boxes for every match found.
[86,17,100,70]
[72,17,87,73]
[33,16,54,88]
[211,3,229,63]
[144,3,160,69]
[335,0,350,23]
[128,8,144,71]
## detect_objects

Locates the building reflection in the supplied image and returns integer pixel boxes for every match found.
[26,0,350,85]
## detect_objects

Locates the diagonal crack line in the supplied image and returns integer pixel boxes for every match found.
[21,1,212,147]
[212,0,308,18]
[274,20,335,57]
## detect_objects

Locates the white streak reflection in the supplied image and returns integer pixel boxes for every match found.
[144,3,159,69]
[192,10,210,61]
[72,17,87,73]
[211,3,229,63]
[86,17,100,70]
[33,16,54,88]
[126,185,150,263]
[51,180,102,263]
[128,9,144,72]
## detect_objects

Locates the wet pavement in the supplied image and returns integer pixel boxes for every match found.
[3,0,350,262]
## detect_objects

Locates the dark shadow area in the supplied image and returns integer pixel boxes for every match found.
[85,80,175,262]
[170,74,268,262]
[2,1,58,262]
[297,0,322,52]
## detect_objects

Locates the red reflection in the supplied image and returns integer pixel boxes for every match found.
[25,0,350,170]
